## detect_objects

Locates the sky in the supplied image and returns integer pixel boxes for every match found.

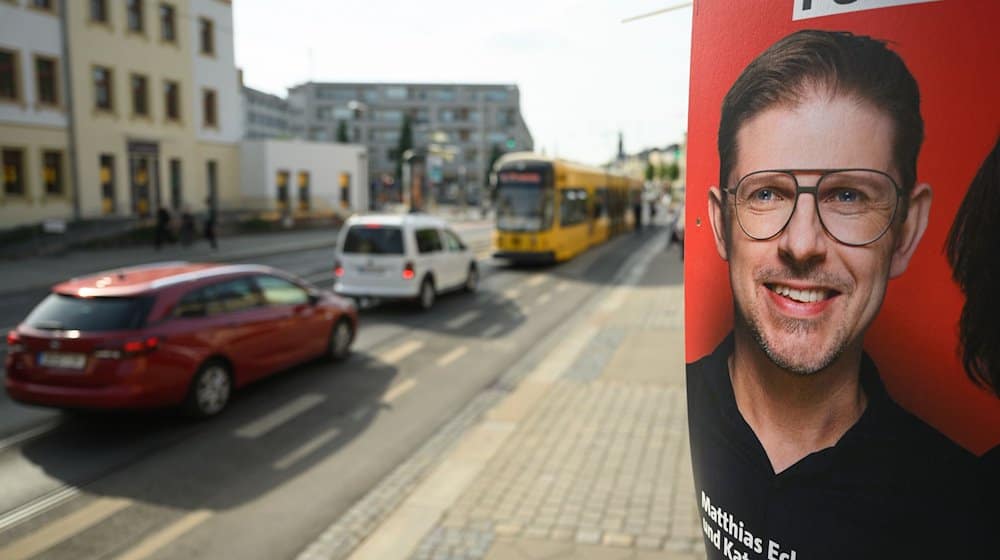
[232,0,692,166]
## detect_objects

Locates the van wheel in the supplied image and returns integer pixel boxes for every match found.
[184,360,232,418]
[464,264,478,293]
[327,318,354,361]
[417,277,435,310]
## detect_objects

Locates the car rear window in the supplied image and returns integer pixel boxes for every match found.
[25,293,153,331]
[342,225,404,255]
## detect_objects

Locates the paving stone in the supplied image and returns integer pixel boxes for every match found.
[603,532,636,547]
[575,528,604,545]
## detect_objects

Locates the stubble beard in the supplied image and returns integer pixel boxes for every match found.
[735,300,848,376]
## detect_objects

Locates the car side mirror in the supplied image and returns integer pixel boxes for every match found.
[308,293,321,306]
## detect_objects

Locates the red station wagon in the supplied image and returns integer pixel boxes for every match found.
[4,262,357,417]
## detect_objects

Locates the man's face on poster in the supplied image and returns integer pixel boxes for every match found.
[709,88,930,375]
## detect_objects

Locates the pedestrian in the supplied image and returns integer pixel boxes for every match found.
[179,205,195,247]
[154,205,174,250]
[632,200,642,233]
[203,198,218,250]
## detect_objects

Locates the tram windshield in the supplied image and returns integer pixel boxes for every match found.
[495,171,553,232]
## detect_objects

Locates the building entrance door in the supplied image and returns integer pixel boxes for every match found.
[128,141,160,217]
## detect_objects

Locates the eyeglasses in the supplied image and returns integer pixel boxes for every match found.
[723,169,902,247]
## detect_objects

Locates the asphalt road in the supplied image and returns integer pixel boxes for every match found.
[0,224,673,560]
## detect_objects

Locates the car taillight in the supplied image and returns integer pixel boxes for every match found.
[334,260,344,278]
[97,336,160,360]
[402,262,415,280]
[6,330,23,353]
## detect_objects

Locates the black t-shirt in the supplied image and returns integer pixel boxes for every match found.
[687,334,988,560]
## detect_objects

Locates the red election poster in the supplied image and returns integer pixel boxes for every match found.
[684,1,999,559]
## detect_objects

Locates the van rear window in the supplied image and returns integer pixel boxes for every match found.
[25,294,153,331]
[343,226,404,255]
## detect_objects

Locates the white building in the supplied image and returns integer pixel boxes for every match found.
[240,140,369,214]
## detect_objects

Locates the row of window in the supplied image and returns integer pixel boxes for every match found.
[315,106,516,126]
[314,86,511,104]
[88,0,215,55]
[2,147,65,199]
[90,66,217,127]
[0,49,60,106]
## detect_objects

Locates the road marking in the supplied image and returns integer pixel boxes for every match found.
[435,346,468,367]
[113,509,212,560]
[0,419,60,452]
[555,281,570,293]
[381,378,417,403]
[535,293,552,306]
[235,393,326,439]
[0,497,131,559]
[378,340,424,365]
[0,486,79,532]
[481,324,503,338]
[525,275,547,287]
[273,427,342,470]
[445,310,480,330]
[476,250,493,261]
[502,288,520,300]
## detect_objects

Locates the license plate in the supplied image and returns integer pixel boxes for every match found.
[38,352,87,370]
[358,266,385,274]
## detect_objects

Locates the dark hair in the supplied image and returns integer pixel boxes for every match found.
[718,30,923,206]
[946,137,1000,396]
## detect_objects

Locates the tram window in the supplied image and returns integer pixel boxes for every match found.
[560,189,587,226]
[415,228,443,253]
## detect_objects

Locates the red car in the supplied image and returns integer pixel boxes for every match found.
[5,262,357,417]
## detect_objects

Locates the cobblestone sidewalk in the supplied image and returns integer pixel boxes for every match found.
[397,233,702,560]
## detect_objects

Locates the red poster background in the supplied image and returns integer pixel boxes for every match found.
[684,0,1000,454]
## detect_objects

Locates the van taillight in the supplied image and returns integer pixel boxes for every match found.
[334,260,344,278]
[402,262,415,280]
[6,330,23,353]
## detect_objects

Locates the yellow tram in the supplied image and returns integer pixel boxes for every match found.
[491,153,643,263]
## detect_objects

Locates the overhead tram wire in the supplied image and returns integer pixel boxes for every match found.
[621,1,693,24]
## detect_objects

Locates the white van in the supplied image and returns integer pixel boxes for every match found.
[333,213,478,310]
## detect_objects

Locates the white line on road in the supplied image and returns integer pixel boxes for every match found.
[381,378,417,404]
[235,393,326,439]
[378,340,424,365]
[273,427,342,470]
[435,346,468,367]
[555,281,570,293]
[502,288,520,300]
[0,497,131,560]
[113,509,212,560]
[481,324,503,338]
[0,486,79,532]
[525,275,547,287]
[445,311,481,330]
[0,419,60,452]
[535,293,552,306]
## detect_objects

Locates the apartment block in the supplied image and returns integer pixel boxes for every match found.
[287,82,534,199]
[0,0,72,227]
[0,0,241,229]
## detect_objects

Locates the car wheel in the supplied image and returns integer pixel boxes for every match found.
[464,264,478,293]
[417,277,436,310]
[327,318,354,361]
[184,360,232,418]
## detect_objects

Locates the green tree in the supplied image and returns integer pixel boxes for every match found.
[336,120,349,143]
[645,162,655,182]
[486,144,505,179]
[394,114,414,181]
[666,162,680,182]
